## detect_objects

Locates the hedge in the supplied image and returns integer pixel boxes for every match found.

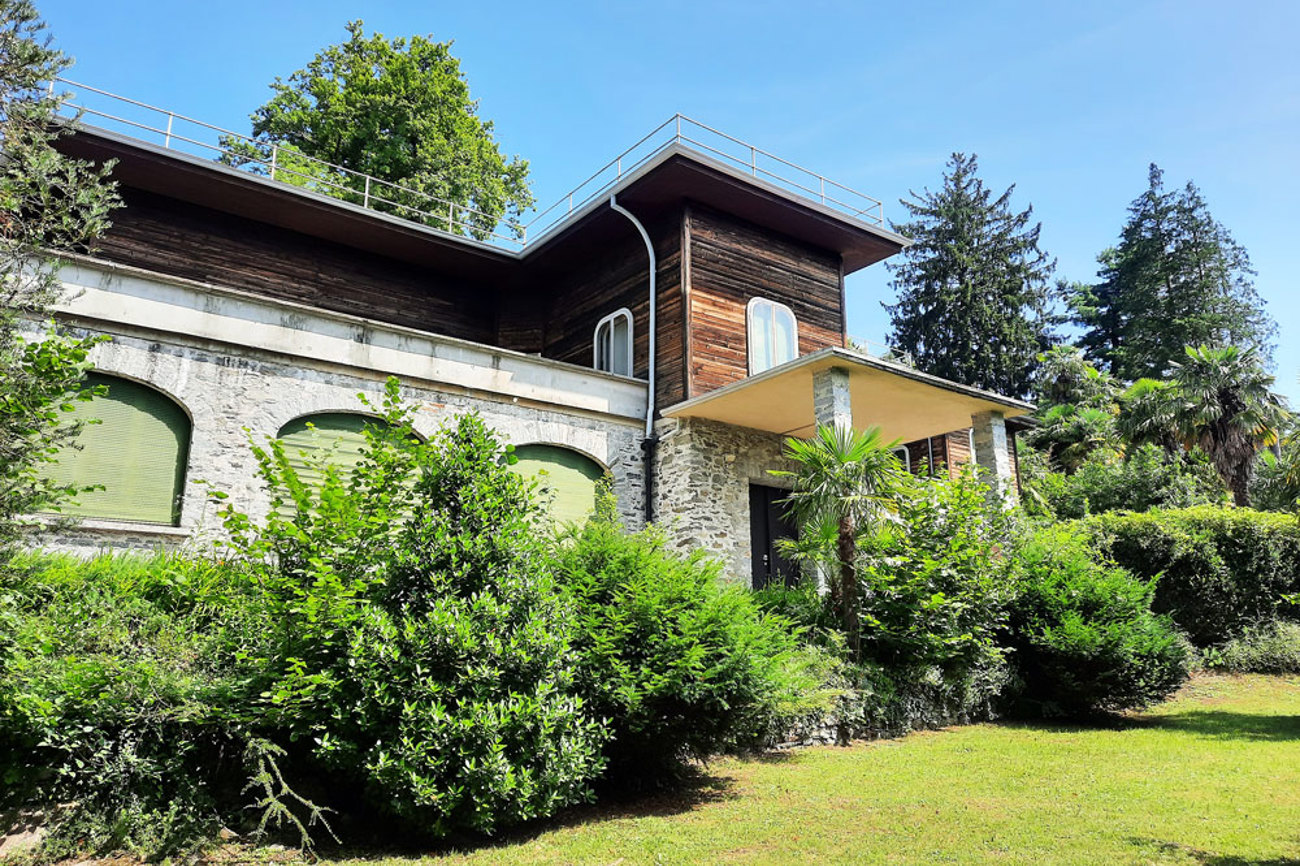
[1082,506,1300,646]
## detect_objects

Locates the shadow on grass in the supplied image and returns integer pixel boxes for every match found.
[1131,837,1300,865]
[995,710,1300,742]
[1123,710,1300,742]
[330,764,739,862]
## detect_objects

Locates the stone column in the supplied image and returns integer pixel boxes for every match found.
[812,366,853,430]
[971,410,1014,504]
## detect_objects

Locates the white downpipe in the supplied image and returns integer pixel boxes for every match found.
[609,195,656,439]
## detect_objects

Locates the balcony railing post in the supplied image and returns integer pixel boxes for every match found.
[268,144,278,182]
[820,176,825,204]
[363,175,370,209]
[164,112,174,149]
[751,145,757,176]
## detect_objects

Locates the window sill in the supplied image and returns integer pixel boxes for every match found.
[30,514,191,538]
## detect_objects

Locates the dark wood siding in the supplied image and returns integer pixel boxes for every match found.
[97,189,498,342]
[536,209,685,409]
[685,205,844,398]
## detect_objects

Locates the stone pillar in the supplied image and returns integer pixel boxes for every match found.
[812,366,853,430]
[971,410,1014,504]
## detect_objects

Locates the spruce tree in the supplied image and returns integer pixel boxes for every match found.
[884,153,1056,397]
[1071,164,1275,380]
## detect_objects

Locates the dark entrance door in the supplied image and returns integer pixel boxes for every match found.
[749,484,799,589]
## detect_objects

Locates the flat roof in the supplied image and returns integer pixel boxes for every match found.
[57,126,908,279]
[662,348,1034,442]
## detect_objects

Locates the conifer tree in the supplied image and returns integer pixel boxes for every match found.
[1071,164,1275,380]
[884,153,1056,397]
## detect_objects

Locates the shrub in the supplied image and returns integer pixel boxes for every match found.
[0,551,269,859]
[853,470,1017,723]
[1084,506,1300,646]
[1208,620,1300,674]
[1006,524,1190,717]
[554,502,830,785]
[209,381,606,837]
[1021,443,1223,520]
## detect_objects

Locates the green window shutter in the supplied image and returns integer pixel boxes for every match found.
[41,373,191,525]
[276,413,386,491]
[509,444,605,526]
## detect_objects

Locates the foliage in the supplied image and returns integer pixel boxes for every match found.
[0,551,271,860]
[1207,620,1300,674]
[1019,442,1224,520]
[1023,346,1122,471]
[208,380,605,837]
[1005,524,1190,716]
[1071,163,1275,380]
[1084,506,1300,646]
[221,20,531,240]
[553,501,833,784]
[1252,435,1300,514]
[773,425,906,661]
[884,152,1057,397]
[0,0,120,562]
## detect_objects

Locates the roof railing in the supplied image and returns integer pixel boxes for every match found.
[53,78,886,252]
[847,335,915,368]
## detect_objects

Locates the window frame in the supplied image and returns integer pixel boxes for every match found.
[746,297,799,375]
[593,307,635,377]
[893,446,911,472]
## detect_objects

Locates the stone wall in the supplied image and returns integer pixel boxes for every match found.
[36,261,648,555]
[653,416,796,585]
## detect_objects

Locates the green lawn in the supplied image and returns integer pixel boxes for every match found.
[318,674,1300,866]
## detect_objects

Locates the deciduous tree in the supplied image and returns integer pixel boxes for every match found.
[224,21,531,240]
[0,0,119,560]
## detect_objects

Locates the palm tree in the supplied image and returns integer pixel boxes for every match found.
[1118,378,1181,455]
[1163,345,1286,506]
[773,425,905,660]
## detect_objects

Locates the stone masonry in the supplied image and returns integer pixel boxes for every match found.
[653,416,797,584]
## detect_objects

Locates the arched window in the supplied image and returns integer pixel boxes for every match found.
[276,413,392,489]
[893,446,911,473]
[41,373,191,525]
[747,297,798,374]
[593,308,633,377]
[508,444,606,526]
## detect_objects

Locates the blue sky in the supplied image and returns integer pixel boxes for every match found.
[40,0,1299,403]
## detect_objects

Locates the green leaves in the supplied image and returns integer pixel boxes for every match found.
[220,20,531,240]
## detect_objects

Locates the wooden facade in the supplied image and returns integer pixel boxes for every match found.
[98,190,499,344]
[684,205,845,399]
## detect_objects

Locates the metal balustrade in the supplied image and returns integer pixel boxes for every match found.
[54,78,886,251]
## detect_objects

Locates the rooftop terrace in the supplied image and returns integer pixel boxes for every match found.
[55,78,886,252]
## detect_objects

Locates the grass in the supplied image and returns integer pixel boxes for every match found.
[311,674,1300,866]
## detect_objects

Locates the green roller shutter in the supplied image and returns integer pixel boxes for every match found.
[41,373,191,525]
[276,413,387,492]
[509,444,604,526]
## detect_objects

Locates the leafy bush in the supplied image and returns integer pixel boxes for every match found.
[1021,443,1223,519]
[0,551,269,859]
[554,502,832,784]
[1084,506,1300,646]
[1006,524,1190,717]
[1208,620,1300,674]
[210,381,606,837]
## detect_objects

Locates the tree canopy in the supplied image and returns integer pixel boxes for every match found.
[225,21,532,240]
[0,0,120,559]
[884,153,1057,398]
[1071,164,1275,380]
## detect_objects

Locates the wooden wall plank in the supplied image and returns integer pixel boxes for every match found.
[97,190,498,343]
[685,205,844,398]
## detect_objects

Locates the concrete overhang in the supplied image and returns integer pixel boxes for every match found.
[661,348,1034,442]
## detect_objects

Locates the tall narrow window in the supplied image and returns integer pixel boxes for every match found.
[747,297,798,374]
[40,373,192,525]
[893,446,911,473]
[593,308,634,377]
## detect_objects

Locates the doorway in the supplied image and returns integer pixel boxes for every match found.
[749,483,799,590]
